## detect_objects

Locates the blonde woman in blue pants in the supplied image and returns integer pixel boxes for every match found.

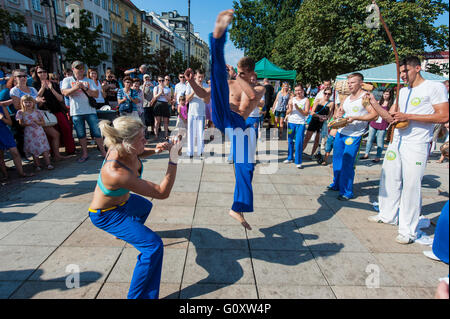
[88,116,181,299]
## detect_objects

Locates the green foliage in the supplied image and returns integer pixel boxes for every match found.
[426,62,449,76]
[229,0,303,61]
[0,8,26,42]
[230,0,449,85]
[113,23,152,72]
[58,10,108,68]
[146,48,204,78]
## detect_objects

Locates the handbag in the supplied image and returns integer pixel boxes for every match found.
[42,110,58,127]
[307,101,329,124]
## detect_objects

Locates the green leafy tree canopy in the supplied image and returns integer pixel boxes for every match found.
[59,9,108,68]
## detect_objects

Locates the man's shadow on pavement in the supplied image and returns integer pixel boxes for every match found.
[157,192,348,299]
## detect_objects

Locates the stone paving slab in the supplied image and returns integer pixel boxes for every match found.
[0,128,448,299]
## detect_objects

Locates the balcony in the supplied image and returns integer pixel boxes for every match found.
[9,32,59,51]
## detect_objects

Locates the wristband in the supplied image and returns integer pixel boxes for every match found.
[169,161,178,166]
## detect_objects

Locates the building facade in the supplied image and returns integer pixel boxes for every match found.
[159,10,209,72]
[83,0,112,77]
[141,12,160,55]
[2,0,63,73]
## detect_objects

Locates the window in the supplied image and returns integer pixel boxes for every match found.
[105,39,111,54]
[111,21,115,34]
[96,15,102,28]
[103,18,109,33]
[133,15,137,25]
[116,4,119,15]
[117,23,121,35]
[52,0,61,15]
[34,23,47,37]
[125,11,129,21]
[150,31,153,41]
[94,0,100,5]
[31,0,41,12]
[102,0,107,10]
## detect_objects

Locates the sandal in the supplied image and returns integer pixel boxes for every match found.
[77,156,89,163]
[47,164,54,170]
[361,155,369,160]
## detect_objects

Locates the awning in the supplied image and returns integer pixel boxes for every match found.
[255,58,297,81]
[336,63,448,84]
[0,45,35,65]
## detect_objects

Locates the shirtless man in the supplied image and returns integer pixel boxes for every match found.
[189,9,265,230]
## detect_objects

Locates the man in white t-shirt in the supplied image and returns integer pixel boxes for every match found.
[185,69,209,158]
[367,56,449,244]
[61,61,106,163]
[328,73,378,200]
[174,73,187,106]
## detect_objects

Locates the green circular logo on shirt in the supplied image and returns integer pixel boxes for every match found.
[411,97,422,107]
[352,106,360,113]
[345,137,354,146]
[386,151,397,161]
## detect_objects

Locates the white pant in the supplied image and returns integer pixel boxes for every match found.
[378,139,429,240]
[187,114,205,156]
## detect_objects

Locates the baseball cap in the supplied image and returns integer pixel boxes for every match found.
[71,61,84,69]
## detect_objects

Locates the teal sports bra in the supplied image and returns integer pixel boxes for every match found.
[97,156,143,197]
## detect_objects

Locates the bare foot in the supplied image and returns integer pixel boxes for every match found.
[229,211,252,230]
[213,9,234,39]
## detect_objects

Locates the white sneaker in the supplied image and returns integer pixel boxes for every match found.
[396,234,414,245]
[296,164,303,169]
[423,250,441,261]
[283,159,293,164]
[368,215,384,223]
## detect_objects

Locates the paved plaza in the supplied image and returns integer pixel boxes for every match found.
[0,122,448,299]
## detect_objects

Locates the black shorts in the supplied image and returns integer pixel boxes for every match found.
[153,101,170,118]
[143,107,154,127]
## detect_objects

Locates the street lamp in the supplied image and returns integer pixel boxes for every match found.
[40,0,63,74]
[187,0,190,68]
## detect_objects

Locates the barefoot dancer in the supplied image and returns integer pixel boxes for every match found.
[209,10,265,230]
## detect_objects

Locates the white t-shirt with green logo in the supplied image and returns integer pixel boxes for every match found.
[339,92,369,137]
[394,80,448,143]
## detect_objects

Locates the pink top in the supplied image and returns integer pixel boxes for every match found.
[179,104,188,120]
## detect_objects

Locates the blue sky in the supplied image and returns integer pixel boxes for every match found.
[133,0,244,66]
[133,0,449,65]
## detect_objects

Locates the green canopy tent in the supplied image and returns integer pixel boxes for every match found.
[255,58,297,82]
[335,63,448,99]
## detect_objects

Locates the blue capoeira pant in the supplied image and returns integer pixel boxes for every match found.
[329,132,362,198]
[287,123,306,165]
[210,29,256,213]
[89,194,163,299]
[433,201,449,264]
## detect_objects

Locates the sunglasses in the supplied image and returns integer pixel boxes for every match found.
[158,79,164,82]
[324,93,332,96]
[16,75,27,78]
[179,76,185,78]
[37,71,47,74]
[165,79,170,81]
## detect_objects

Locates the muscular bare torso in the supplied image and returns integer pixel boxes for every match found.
[228,80,265,120]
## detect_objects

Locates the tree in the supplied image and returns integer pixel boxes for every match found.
[0,8,26,43]
[58,9,108,68]
[270,0,449,84]
[113,23,152,73]
[229,0,303,61]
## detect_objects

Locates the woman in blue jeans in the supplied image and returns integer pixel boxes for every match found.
[361,88,394,163]
[89,116,181,299]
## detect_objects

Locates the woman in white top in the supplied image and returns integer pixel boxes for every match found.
[153,76,172,139]
[284,83,310,168]
[87,68,106,108]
